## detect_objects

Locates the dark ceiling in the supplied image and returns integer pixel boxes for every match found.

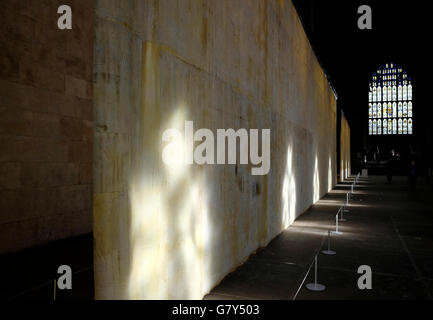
[292,0,431,156]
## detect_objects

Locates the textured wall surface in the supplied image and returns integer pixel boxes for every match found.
[340,113,351,180]
[0,0,95,253]
[94,0,337,299]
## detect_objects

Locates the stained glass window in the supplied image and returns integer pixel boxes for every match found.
[368,63,413,135]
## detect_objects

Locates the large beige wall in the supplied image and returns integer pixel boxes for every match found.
[0,0,94,253]
[93,0,337,299]
[340,113,351,180]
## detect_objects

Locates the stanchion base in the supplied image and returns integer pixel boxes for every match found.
[339,218,347,222]
[306,283,326,292]
[343,209,350,213]
[331,231,343,235]
[321,249,336,255]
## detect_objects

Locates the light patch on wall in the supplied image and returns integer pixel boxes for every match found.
[127,107,189,298]
[313,155,320,203]
[162,109,189,181]
[281,144,297,228]
[128,183,164,298]
[200,191,213,294]
[328,155,333,191]
[127,105,213,299]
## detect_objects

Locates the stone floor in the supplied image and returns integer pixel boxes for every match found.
[0,233,93,301]
[204,176,433,300]
[1,175,432,300]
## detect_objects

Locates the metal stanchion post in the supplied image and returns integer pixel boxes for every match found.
[332,209,343,235]
[322,230,336,255]
[339,205,346,222]
[343,193,349,213]
[306,255,326,291]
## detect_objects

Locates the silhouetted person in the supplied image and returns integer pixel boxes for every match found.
[386,149,396,183]
[386,159,393,183]
[408,160,417,190]
[376,146,380,164]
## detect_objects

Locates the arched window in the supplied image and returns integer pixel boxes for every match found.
[368,63,413,135]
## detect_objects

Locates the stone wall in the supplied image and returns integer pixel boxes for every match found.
[340,112,351,180]
[0,0,95,253]
[93,0,337,299]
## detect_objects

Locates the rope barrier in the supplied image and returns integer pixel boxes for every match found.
[292,235,327,299]
[293,181,357,299]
